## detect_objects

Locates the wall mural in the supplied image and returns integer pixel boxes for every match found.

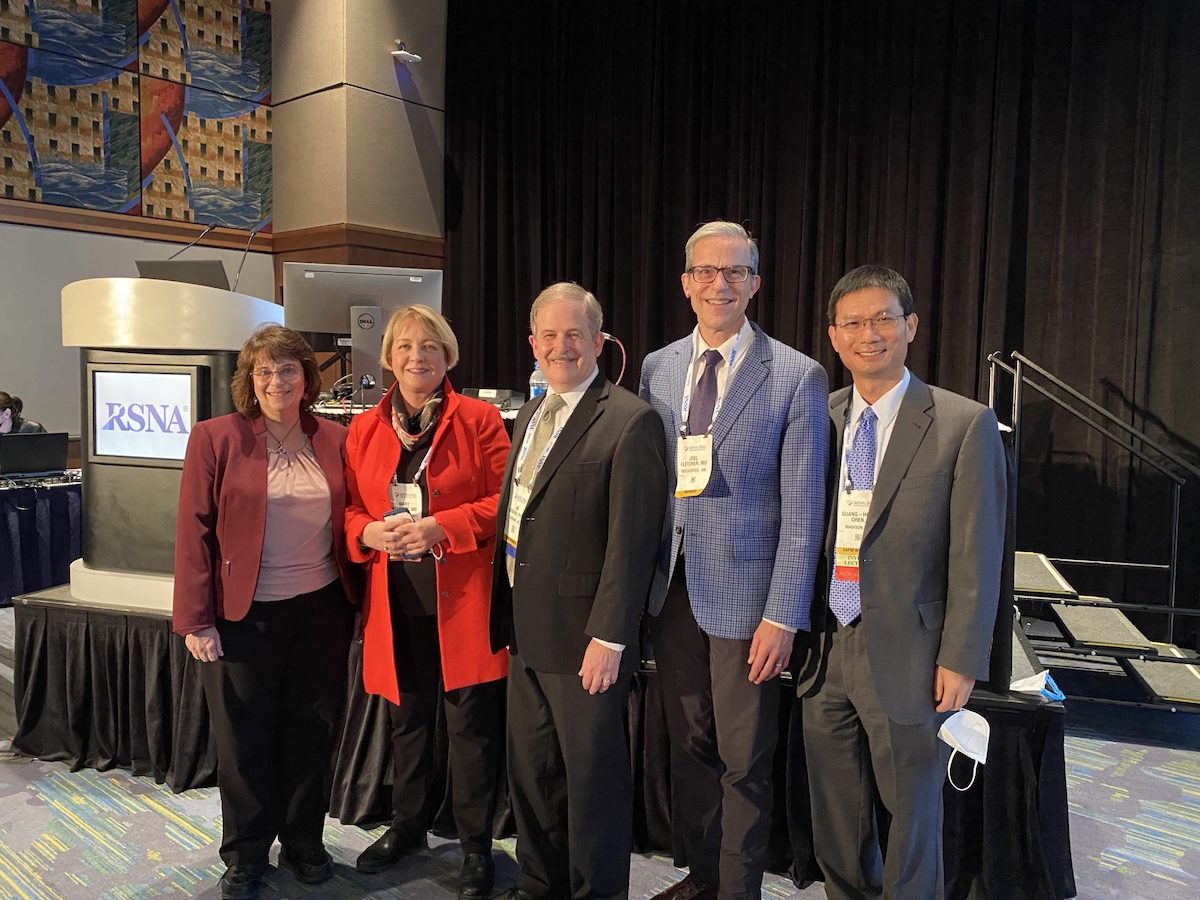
[0,0,271,231]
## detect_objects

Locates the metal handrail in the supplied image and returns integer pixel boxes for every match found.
[990,351,1191,642]
[987,354,1185,486]
[1011,351,1200,480]
[1048,557,1169,571]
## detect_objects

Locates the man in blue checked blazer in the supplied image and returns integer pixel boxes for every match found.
[640,221,828,899]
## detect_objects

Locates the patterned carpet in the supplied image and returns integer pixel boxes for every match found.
[0,753,816,898]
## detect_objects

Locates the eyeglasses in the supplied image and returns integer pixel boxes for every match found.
[252,364,303,381]
[686,265,755,284]
[833,313,908,335]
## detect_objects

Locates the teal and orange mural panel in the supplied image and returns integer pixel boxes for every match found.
[0,0,270,230]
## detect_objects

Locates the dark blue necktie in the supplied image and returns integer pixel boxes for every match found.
[688,350,722,434]
[828,406,877,625]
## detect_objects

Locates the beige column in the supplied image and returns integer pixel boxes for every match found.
[271,0,447,292]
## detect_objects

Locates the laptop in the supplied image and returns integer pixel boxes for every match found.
[135,259,231,290]
[0,432,70,478]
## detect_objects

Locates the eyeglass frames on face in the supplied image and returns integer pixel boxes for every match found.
[252,364,303,381]
[685,265,755,284]
[832,313,908,336]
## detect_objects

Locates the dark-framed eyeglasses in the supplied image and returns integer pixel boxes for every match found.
[833,313,908,336]
[685,265,755,284]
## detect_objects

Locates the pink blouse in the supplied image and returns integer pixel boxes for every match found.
[251,444,340,602]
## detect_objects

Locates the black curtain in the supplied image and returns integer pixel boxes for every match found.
[444,0,1200,644]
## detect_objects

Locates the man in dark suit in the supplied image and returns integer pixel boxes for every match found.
[641,221,828,899]
[491,282,667,899]
[796,266,1006,900]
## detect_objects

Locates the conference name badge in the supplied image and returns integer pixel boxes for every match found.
[833,489,872,582]
[504,483,531,560]
[675,434,713,498]
[389,482,424,519]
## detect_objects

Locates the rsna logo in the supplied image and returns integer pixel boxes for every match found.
[100,403,191,434]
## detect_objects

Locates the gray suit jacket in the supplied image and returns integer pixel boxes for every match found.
[489,373,667,674]
[795,374,1006,725]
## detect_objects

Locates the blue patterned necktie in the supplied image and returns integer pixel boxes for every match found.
[829,406,877,625]
[688,349,723,434]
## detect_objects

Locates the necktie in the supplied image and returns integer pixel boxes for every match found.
[509,394,567,586]
[688,349,723,434]
[519,393,566,487]
[828,406,877,625]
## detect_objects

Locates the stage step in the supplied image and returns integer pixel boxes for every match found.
[1050,595,1155,652]
[1014,551,1077,599]
[1123,644,1200,709]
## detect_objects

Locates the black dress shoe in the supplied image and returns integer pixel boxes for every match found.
[355,825,427,873]
[502,890,537,900]
[219,862,267,900]
[279,845,334,884]
[649,874,718,900]
[458,850,496,897]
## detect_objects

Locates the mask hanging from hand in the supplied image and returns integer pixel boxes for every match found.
[938,709,990,791]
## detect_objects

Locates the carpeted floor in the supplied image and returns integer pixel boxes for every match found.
[0,752,815,899]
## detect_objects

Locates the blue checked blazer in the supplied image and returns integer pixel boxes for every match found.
[639,323,829,639]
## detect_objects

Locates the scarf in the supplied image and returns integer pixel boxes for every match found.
[391,388,444,451]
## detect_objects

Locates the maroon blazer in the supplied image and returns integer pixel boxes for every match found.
[173,411,358,636]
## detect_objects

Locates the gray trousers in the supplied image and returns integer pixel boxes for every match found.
[802,621,948,900]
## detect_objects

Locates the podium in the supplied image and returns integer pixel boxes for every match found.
[60,277,282,612]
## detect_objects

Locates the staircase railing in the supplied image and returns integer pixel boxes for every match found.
[988,350,1199,644]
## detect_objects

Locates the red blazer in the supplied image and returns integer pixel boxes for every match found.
[346,380,510,702]
[173,412,358,636]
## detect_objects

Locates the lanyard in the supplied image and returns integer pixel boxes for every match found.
[679,328,745,436]
[514,397,567,483]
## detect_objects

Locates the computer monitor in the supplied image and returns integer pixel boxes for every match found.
[281,262,443,333]
[135,259,231,290]
[86,362,208,468]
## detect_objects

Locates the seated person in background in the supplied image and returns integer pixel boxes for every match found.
[0,392,47,434]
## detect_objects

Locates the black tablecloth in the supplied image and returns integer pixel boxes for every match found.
[11,594,1074,898]
[0,482,81,606]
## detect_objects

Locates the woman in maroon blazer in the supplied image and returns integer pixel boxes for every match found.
[344,305,509,896]
[173,324,357,900]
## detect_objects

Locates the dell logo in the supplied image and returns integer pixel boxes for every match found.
[357,312,376,330]
[101,403,191,434]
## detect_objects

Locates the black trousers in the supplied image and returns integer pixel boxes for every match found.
[199,580,353,866]
[507,650,633,899]
[388,612,504,852]
[647,567,781,899]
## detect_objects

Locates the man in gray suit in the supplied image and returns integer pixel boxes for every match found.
[641,222,828,899]
[796,266,1006,900]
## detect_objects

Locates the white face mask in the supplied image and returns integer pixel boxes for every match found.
[938,709,990,791]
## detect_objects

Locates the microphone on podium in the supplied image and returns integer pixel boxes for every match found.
[232,221,268,293]
[167,221,218,259]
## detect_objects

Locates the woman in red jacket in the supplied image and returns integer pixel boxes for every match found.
[344,304,510,896]
[173,325,357,900]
